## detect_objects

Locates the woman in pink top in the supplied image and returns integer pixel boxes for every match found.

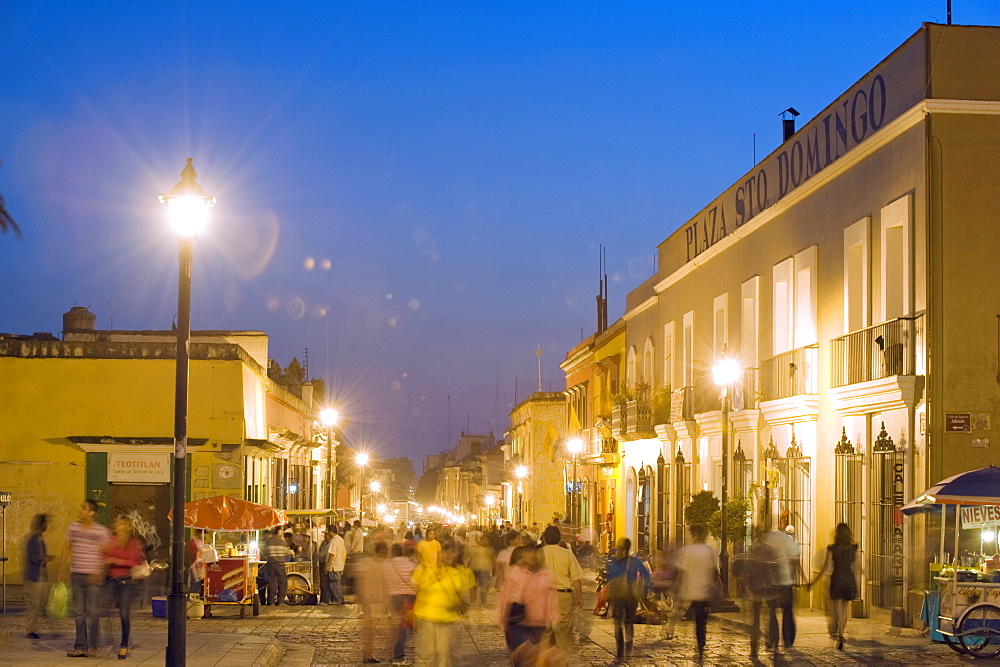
[104,516,146,660]
[496,544,557,656]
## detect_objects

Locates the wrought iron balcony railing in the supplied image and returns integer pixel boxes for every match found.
[831,317,917,388]
[760,344,818,400]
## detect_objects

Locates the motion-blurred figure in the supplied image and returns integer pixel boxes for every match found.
[539,525,583,649]
[412,542,473,667]
[357,543,389,663]
[763,516,802,649]
[604,537,650,663]
[811,522,857,651]
[23,513,53,640]
[497,544,558,663]
[676,524,716,659]
[384,542,418,665]
[465,533,495,605]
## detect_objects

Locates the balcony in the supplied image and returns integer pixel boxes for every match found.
[760,344,818,400]
[828,316,923,415]
[625,392,655,439]
[831,317,917,387]
[611,402,627,438]
[600,437,618,455]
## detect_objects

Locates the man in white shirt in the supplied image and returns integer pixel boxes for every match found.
[347,520,365,554]
[59,499,111,658]
[763,520,801,649]
[540,526,585,647]
[325,526,347,604]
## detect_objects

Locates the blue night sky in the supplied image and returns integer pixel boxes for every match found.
[1,2,996,468]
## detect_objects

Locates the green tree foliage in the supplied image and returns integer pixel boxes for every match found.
[707,492,752,550]
[684,490,719,526]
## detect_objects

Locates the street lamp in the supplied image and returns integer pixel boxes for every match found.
[484,494,496,527]
[319,408,339,510]
[515,465,528,525]
[566,438,583,530]
[712,348,741,612]
[160,158,215,667]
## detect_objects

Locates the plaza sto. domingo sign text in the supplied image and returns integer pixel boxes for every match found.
[661,31,927,270]
[684,76,887,262]
[108,452,171,483]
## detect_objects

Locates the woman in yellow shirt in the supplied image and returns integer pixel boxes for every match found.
[415,527,441,569]
[412,542,473,666]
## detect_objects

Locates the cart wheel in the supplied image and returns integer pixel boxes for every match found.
[958,603,1000,658]
[253,593,260,616]
[942,633,965,654]
[286,574,310,605]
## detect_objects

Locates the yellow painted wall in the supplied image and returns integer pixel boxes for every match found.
[0,355,249,581]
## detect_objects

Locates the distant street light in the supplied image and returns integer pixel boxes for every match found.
[319,408,339,509]
[713,346,741,613]
[356,452,370,467]
[370,480,382,493]
[160,158,215,667]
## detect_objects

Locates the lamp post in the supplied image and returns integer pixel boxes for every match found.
[355,453,369,523]
[566,438,583,530]
[515,465,528,525]
[160,158,215,667]
[319,408,339,510]
[484,494,496,528]
[712,348,741,612]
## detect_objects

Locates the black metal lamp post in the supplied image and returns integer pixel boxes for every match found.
[160,158,215,667]
[712,347,740,613]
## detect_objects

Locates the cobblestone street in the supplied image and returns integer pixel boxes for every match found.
[0,587,974,666]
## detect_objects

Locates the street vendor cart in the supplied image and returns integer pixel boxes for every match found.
[282,510,339,605]
[903,465,1000,658]
[170,495,286,618]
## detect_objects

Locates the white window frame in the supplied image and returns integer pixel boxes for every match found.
[772,258,794,355]
[844,217,871,333]
[879,194,912,322]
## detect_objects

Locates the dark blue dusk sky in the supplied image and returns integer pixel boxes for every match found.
[2,2,996,468]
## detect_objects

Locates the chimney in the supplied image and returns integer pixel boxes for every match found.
[780,107,800,142]
[62,306,96,336]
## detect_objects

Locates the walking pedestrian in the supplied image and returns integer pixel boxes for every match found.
[415,527,441,569]
[763,517,801,649]
[357,541,389,663]
[539,525,583,649]
[496,543,558,662]
[325,525,347,604]
[811,522,857,651]
[23,513,53,640]
[412,542,473,667]
[676,523,719,659]
[104,515,146,660]
[733,526,779,658]
[262,528,290,605]
[59,499,111,658]
[384,542,418,665]
[464,533,495,605]
[604,537,651,663]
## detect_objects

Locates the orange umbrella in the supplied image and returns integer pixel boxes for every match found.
[168,495,287,531]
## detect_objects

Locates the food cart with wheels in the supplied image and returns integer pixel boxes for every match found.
[903,465,1000,659]
[282,510,339,605]
[170,495,287,618]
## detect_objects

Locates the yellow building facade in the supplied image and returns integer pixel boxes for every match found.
[0,307,325,585]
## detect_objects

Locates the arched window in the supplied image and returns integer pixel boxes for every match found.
[642,338,655,385]
[626,346,638,388]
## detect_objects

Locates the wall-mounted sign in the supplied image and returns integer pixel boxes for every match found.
[108,452,171,483]
[0,491,10,507]
[946,413,971,432]
[973,413,992,431]
[961,505,1000,529]
[972,438,991,449]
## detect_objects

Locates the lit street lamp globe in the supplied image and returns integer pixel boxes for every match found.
[370,480,382,492]
[515,465,528,479]
[356,452,370,466]
[566,438,584,455]
[320,407,339,427]
[712,357,741,387]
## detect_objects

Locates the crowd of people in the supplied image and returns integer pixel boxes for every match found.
[24,500,149,659]
[22,499,861,665]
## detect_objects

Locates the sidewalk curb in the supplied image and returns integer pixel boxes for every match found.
[254,638,284,666]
